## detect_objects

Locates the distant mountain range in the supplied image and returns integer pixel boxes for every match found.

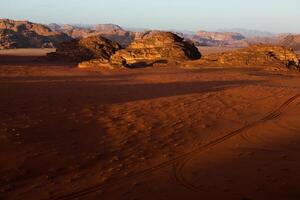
[217,28,275,38]
[1,19,300,51]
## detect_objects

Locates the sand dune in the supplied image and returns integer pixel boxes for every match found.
[1,49,300,200]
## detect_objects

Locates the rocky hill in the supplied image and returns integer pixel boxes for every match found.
[79,31,201,68]
[0,19,71,49]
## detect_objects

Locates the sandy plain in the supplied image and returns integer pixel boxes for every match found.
[1,48,300,200]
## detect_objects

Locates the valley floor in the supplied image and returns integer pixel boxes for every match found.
[1,49,300,200]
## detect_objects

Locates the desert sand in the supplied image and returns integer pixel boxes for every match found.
[1,49,300,200]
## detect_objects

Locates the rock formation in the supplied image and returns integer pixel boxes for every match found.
[197,45,299,69]
[110,31,201,67]
[48,35,121,63]
[0,19,71,49]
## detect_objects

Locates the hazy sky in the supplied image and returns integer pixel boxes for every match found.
[1,0,300,33]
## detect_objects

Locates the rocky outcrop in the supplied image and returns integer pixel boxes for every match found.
[110,31,201,67]
[197,45,299,69]
[48,35,121,63]
[0,19,71,49]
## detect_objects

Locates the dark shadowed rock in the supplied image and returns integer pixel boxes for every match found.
[0,29,20,49]
[48,35,121,63]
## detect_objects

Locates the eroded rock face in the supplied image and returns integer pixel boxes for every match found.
[198,45,299,69]
[0,19,71,49]
[110,31,201,67]
[48,35,121,63]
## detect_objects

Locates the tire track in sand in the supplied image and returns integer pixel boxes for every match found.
[173,94,300,192]
[51,94,300,200]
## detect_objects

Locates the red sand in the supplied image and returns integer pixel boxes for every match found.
[1,49,300,200]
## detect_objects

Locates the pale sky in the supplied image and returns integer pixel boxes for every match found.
[1,0,300,33]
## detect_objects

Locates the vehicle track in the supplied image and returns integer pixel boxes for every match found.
[173,94,300,192]
[51,94,300,200]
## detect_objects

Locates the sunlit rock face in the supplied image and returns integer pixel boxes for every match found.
[198,44,299,69]
[110,31,201,67]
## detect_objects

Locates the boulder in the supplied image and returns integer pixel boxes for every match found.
[110,31,201,67]
[48,35,121,63]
